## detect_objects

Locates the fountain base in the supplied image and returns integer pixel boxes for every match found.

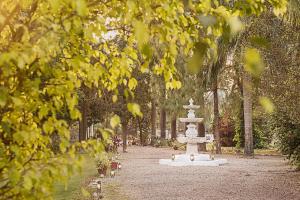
[159,154,227,166]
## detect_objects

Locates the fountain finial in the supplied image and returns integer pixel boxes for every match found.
[189,98,194,106]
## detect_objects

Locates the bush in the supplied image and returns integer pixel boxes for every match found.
[95,152,111,173]
[150,137,174,148]
[253,118,271,149]
[272,112,300,169]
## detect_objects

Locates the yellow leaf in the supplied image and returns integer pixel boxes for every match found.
[228,16,243,35]
[133,21,149,48]
[128,78,137,90]
[187,52,204,74]
[273,2,287,17]
[110,115,120,128]
[127,103,143,117]
[112,95,118,102]
[259,97,275,113]
[244,48,264,77]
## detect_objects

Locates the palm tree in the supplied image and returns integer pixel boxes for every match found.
[285,0,300,28]
[151,97,157,137]
[160,84,167,139]
[205,38,232,154]
[243,69,254,155]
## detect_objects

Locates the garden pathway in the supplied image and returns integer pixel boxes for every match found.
[102,146,300,200]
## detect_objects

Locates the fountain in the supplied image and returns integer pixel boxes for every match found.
[159,98,227,166]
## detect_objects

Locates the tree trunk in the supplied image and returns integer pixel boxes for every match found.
[198,122,206,152]
[243,71,254,156]
[122,121,128,152]
[171,116,177,139]
[151,98,156,137]
[138,118,144,145]
[213,79,222,154]
[160,108,166,139]
[79,100,88,142]
[198,93,206,151]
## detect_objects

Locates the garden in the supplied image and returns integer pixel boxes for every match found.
[0,0,299,199]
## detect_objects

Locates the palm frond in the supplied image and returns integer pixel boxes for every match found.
[285,0,300,28]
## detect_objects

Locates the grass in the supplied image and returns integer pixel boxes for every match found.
[53,154,98,200]
[206,146,281,156]
[102,183,130,200]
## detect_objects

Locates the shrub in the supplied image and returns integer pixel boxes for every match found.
[95,152,111,175]
[271,112,300,169]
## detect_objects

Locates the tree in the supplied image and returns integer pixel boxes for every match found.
[151,98,157,137]
[171,117,177,139]
[205,38,234,154]
[160,109,167,139]
[242,70,254,156]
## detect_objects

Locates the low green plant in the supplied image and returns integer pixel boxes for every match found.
[95,153,111,173]
[271,112,300,169]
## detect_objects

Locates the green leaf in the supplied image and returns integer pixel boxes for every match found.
[9,168,21,185]
[70,109,81,119]
[76,0,88,16]
[23,176,33,190]
[110,115,120,128]
[0,87,8,107]
[12,97,23,107]
[101,129,112,140]
[250,36,270,48]
[133,21,149,48]
[141,44,153,59]
[187,41,208,74]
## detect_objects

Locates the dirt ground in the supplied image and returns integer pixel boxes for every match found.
[102,146,300,200]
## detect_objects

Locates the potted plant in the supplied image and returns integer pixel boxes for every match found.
[95,153,110,176]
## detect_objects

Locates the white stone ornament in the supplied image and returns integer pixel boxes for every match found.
[159,98,227,166]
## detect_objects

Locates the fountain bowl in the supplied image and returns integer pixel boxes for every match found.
[159,154,227,166]
[183,105,200,109]
[179,118,203,123]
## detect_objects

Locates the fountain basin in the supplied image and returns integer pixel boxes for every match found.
[159,154,227,166]
[179,118,203,123]
[183,105,200,109]
[177,136,207,144]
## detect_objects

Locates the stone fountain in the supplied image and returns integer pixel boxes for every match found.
[159,98,227,166]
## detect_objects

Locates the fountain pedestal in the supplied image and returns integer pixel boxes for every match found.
[159,99,227,166]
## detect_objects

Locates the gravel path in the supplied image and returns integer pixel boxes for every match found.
[103,146,300,200]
